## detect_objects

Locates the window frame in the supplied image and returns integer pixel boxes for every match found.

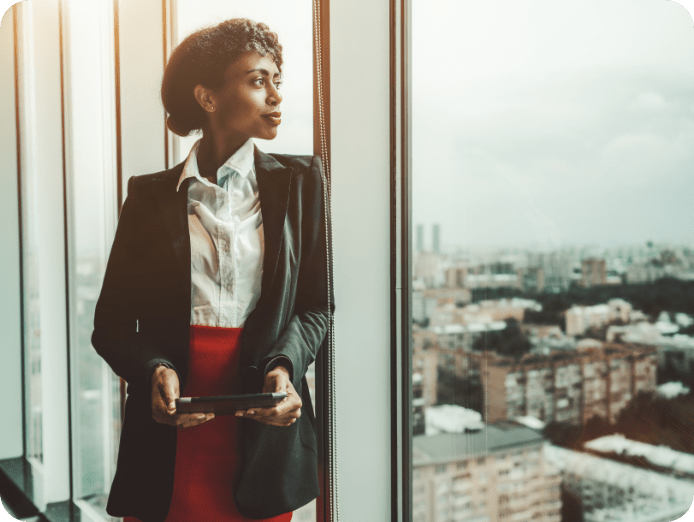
[391,0,412,520]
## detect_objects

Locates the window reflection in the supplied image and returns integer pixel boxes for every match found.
[412,1,694,521]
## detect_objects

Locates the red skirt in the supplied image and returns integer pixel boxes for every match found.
[125,325,292,522]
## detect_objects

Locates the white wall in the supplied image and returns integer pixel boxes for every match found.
[331,0,393,518]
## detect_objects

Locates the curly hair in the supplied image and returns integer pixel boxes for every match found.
[161,18,283,137]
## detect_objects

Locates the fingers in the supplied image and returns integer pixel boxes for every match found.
[237,391,302,426]
[151,368,214,428]
[177,413,215,429]
[163,375,178,414]
[152,386,173,424]
[151,367,180,422]
[240,412,298,427]
[153,408,216,428]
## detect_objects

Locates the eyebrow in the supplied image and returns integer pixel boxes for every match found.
[246,68,281,78]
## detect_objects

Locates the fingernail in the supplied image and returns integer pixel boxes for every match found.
[236,412,243,417]
[247,410,255,415]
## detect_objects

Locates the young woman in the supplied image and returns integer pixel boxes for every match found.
[91,18,333,522]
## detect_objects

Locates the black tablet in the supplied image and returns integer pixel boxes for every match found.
[176,392,288,415]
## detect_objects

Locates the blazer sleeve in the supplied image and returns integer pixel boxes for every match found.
[260,155,335,385]
[91,176,179,388]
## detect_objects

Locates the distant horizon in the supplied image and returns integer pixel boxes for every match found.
[412,234,694,253]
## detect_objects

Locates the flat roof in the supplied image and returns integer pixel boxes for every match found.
[413,422,545,466]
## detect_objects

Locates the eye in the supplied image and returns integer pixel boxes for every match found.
[274,82,282,91]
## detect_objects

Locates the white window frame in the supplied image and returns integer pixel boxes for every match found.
[14,0,71,510]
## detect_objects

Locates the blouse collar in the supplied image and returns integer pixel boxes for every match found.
[176,137,255,192]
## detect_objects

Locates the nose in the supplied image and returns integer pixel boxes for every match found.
[268,84,282,106]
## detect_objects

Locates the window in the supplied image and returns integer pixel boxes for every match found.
[406,1,694,522]
[63,0,121,516]
[1,0,335,520]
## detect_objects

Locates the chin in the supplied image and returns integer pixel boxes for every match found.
[260,130,279,140]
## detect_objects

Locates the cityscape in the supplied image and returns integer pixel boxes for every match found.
[411,224,694,522]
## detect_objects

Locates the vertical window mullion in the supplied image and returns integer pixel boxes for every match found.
[15,0,71,509]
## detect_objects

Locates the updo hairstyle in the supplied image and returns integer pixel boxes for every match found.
[161,18,283,137]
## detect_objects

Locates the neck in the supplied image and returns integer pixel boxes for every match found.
[197,131,250,183]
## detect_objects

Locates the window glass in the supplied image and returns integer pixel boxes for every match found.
[63,0,121,517]
[411,1,694,521]
[17,9,43,468]
[21,164,42,466]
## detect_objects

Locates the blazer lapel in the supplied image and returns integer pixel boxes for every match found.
[254,145,294,302]
[151,162,191,318]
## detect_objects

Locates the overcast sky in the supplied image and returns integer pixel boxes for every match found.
[412,0,694,250]
[67,0,694,255]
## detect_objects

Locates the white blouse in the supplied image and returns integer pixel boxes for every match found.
[176,137,263,328]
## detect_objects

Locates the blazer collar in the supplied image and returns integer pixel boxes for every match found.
[151,145,294,314]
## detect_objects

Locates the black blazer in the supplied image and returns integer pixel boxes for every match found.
[91,146,333,521]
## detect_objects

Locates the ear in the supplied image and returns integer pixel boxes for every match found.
[193,84,216,113]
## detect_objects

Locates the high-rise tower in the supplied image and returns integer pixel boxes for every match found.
[432,224,440,254]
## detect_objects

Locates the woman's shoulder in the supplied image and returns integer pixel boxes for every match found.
[266,152,322,169]
[127,163,185,194]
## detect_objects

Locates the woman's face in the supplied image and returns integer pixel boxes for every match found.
[206,51,283,142]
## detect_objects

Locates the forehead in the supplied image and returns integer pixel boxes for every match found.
[224,51,280,78]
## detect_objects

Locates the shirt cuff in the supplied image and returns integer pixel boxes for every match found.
[263,356,294,382]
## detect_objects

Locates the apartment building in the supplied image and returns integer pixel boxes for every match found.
[483,344,657,424]
[581,258,607,287]
[565,298,633,337]
[413,423,562,522]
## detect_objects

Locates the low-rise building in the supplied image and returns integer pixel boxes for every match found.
[565,299,634,337]
[413,423,562,522]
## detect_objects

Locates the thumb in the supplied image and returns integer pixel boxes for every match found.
[164,379,178,414]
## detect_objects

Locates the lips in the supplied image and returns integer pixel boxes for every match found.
[263,113,281,125]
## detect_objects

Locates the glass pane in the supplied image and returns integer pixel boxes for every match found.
[64,0,121,518]
[22,174,42,466]
[411,2,694,522]
[173,2,316,520]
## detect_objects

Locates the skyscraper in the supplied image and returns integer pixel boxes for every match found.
[432,224,440,254]
[416,224,424,253]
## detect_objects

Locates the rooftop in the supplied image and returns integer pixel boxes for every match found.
[413,422,545,466]
[585,434,694,475]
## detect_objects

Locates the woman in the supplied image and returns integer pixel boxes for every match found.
[91,18,333,522]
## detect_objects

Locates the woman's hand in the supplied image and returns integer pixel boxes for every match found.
[236,366,301,427]
[151,365,215,428]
